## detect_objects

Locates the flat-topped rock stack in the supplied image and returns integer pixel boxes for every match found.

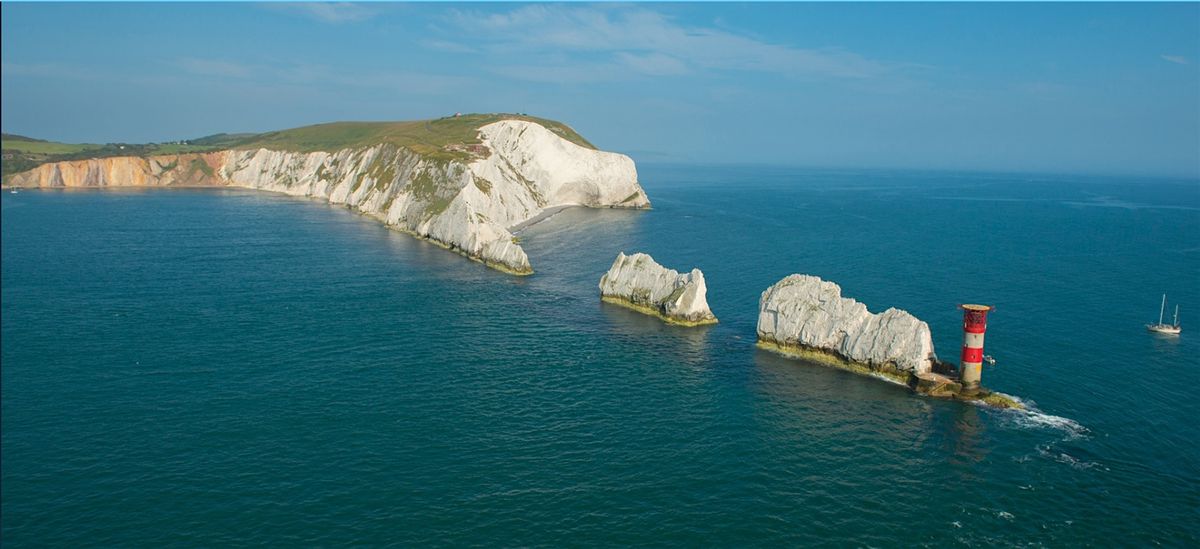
[756,274,1020,408]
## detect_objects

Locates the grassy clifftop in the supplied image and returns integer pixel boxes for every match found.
[1,132,248,180]
[241,114,594,156]
[1,114,594,181]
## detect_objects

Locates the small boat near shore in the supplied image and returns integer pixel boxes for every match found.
[1147,294,1181,335]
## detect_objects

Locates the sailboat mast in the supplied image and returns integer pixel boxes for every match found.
[1160,294,1167,325]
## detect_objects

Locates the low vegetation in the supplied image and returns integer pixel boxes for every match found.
[1,132,247,181]
[1,114,592,182]
[238,113,595,160]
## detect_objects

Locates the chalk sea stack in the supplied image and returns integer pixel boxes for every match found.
[757,274,1020,408]
[599,252,717,326]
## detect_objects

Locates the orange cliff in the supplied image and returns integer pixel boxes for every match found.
[6,152,230,188]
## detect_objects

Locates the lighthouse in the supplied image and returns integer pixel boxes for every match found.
[958,304,994,395]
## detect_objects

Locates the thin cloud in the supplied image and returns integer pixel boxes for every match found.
[444,5,892,81]
[420,39,477,54]
[1015,81,1069,96]
[172,57,472,95]
[616,52,688,76]
[1,61,76,78]
[1161,54,1189,65]
[345,68,475,95]
[270,3,378,24]
[492,63,624,85]
[1,60,115,81]
[178,57,252,78]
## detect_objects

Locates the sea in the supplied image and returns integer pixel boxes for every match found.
[3,165,1198,547]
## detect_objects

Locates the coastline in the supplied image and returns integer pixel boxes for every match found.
[600,295,718,327]
[756,337,1023,409]
[11,184,1023,407]
[509,201,650,235]
[755,338,914,386]
[509,204,573,234]
[398,225,533,276]
[1,184,536,275]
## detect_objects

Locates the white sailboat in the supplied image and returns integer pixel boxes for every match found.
[1147,294,1181,335]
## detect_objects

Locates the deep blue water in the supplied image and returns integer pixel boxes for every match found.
[3,166,1198,546]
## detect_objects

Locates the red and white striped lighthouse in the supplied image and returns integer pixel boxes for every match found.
[959,304,994,395]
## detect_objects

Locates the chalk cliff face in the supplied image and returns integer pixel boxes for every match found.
[6,120,650,275]
[599,252,717,326]
[757,274,936,375]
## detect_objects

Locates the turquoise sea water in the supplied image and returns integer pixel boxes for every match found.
[3,166,1198,546]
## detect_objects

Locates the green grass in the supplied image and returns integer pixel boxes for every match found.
[187,132,257,146]
[0,139,227,181]
[2,138,103,155]
[149,143,224,155]
[1,133,44,142]
[2,113,594,182]
[473,177,493,195]
[1,135,242,157]
[186,158,214,178]
[238,113,595,158]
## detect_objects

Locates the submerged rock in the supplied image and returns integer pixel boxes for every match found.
[757,274,937,379]
[599,252,717,326]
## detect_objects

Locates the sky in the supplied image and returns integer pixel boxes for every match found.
[2,2,1198,178]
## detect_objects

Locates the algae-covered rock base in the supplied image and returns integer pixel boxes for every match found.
[757,274,938,374]
[757,274,1022,409]
[599,252,717,326]
[4,115,651,276]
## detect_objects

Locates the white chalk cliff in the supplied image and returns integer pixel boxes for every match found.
[6,120,650,275]
[757,274,937,374]
[599,252,717,325]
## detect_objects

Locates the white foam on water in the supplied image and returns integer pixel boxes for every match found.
[1062,196,1200,212]
[990,394,1090,441]
[1035,444,1104,471]
[867,370,910,387]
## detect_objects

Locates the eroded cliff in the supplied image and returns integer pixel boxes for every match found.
[6,119,650,275]
[599,252,717,326]
[757,274,937,379]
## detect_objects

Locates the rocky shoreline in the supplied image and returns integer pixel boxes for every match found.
[6,116,1026,410]
[5,119,651,276]
[756,274,1021,409]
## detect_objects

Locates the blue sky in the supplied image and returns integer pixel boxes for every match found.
[2,2,1198,177]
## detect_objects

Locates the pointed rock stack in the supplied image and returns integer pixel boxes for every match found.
[599,252,717,326]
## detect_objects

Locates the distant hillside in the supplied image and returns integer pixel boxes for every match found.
[187,133,258,147]
[1,133,48,143]
[2,135,102,155]
[1,114,594,180]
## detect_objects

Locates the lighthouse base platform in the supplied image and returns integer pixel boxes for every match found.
[757,339,1024,409]
[914,371,1022,409]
